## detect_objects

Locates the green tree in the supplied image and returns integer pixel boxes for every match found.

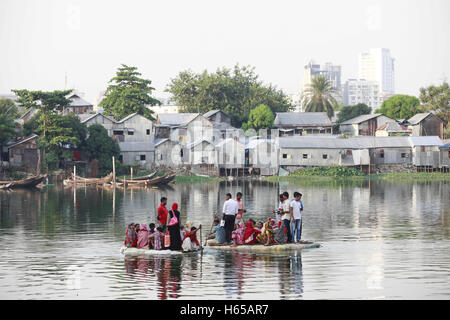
[337,103,372,123]
[0,98,19,166]
[375,94,422,120]
[419,82,449,125]
[12,89,73,172]
[247,104,275,132]
[100,64,160,121]
[301,75,338,119]
[166,64,294,127]
[84,124,120,176]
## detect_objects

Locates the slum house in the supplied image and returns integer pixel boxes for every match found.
[118,141,155,170]
[78,113,116,136]
[375,122,410,137]
[154,138,183,168]
[7,134,39,172]
[439,140,450,170]
[203,110,236,139]
[277,136,443,173]
[184,139,218,175]
[406,113,444,139]
[62,94,94,115]
[215,138,246,176]
[112,113,153,143]
[409,136,443,170]
[273,112,333,136]
[245,138,279,176]
[339,114,397,136]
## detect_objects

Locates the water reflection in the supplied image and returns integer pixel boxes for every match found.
[0,179,449,299]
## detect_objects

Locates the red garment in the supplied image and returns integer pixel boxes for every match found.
[183,231,199,246]
[157,204,168,224]
[243,221,261,244]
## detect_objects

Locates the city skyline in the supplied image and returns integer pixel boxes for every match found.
[1,0,449,105]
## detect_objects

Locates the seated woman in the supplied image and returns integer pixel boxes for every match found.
[208,219,221,240]
[243,220,261,245]
[231,222,245,246]
[255,221,264,231]
[149,227,164,250]
[182,225,202,252]
[137,224,149,249]
[124,223,137,247]
[257,218,276,246]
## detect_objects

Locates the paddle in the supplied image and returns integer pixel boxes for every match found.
[204,211,218,247]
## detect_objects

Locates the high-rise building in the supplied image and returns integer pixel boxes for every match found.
[358,48,395,94]
[302,61,343,110]
[343,79,381,112]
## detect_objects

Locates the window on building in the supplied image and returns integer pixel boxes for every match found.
[159,154,163,160]
[282,154,288,159]
[323,154,328,159]
[421,146,426,152]
[127,130,134,135]
[113,130,124,135]
[140,155,146,161]
[146,129,150,135]
[303,154,308,159]
[401,153,408,158]
[180,149,183,158]
[346,150,353,156]
[380,149,384,158]
[118,155,123,162]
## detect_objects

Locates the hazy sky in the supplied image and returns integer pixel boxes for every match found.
[1,0,449,104]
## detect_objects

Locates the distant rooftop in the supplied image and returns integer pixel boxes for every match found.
[274,112,332,127]
[340,114,385,125]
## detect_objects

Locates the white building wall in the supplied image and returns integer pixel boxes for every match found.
[358,48,395,94]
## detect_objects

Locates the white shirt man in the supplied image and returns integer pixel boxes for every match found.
[223,198,238,216]
[222,193,238,243]
[290,199,302,220]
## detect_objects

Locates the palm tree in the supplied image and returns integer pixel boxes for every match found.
[301,75,338,119]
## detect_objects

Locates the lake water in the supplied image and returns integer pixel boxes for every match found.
[0,179,449,299]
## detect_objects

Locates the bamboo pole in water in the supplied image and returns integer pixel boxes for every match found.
[112,156,116,185]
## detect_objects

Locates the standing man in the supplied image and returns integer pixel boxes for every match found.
[222,192,238,244]
[157,196,169,232]
[290,192,303,243]
[235,192,246,225]
[280,191,292,243]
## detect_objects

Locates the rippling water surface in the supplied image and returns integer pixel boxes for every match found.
[0,180,448,299]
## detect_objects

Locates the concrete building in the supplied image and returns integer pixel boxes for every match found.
[245,138,279,176]
[274,112,333,136]
[112,113,153,143]
[343,79,381,112]
[340,114,397,136]
[406,113,444,139]
[358,48,395,94]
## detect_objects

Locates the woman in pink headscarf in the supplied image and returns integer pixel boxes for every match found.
[231,222,245,246]
[137,223,150,248]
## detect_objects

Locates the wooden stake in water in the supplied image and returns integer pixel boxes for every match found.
[112,156,116,185]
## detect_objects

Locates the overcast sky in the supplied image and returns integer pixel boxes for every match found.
[1,0,449,104]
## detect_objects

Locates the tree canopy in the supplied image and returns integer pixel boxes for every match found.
[301,75,338,119]
[419,82,449,125]
[166,64,294,127]
[246,104,275,132]
[0,98,19,163]
[84,124,120,176]
[336,103,372,123]
[99,64,160,121]
[375,94,422,120]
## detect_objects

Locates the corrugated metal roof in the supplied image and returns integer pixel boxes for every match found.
[68,94,93,107]
[376,122,408,132]
[116,113,139,123]
[245,138,273,149]
[407,113,431,125]
[340,113,384,125]
[119,141,155,152]
[274,112,332,126]
[77,113,116,124]
[278,136,443,149]
[7,134,39,149]
[203,110,220,118]
[157,113,199,126]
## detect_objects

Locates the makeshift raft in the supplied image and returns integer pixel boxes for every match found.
[205,239,320,253]
[120,246,199,257]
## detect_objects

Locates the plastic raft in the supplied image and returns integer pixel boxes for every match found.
[120,246,197,256]
[205,240,320,253]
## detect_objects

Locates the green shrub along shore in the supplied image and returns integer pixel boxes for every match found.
[174,175,225,184]
[264,166,450,183]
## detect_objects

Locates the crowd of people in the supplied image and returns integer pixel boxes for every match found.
[207,191,303,246]
[124,190,304,251]
[123,197,202,252]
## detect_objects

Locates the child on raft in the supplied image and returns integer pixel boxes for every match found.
[182,225,202,252]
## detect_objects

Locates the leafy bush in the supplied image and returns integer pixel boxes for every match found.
[290,166,366,178]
